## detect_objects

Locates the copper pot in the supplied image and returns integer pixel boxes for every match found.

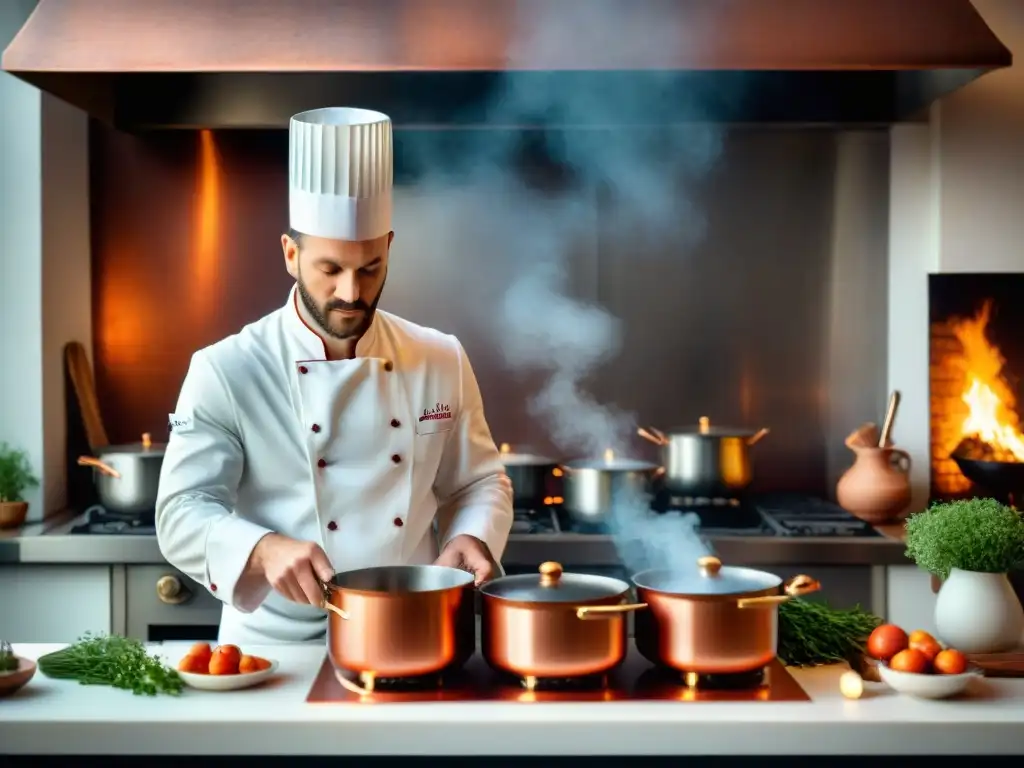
[632,555,820,675]
[479,561,647,690]
[320,565,476,693]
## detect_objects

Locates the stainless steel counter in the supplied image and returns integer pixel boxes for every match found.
[0,510,909,566]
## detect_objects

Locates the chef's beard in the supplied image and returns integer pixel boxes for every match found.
[296,268,387,341]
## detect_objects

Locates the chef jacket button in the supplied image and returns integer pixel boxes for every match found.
[317,458,327,469]
[391,454,401,464]
[383,360,393,372]
[298,365,308,374]
[393,517,404,527]
[210,583,218,592]
[327,521,338,531]
[390,418,400,428]
[311,423,321,433]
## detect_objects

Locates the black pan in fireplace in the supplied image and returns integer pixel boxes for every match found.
[951,444,1024,499]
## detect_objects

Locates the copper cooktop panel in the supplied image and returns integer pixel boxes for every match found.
[306,650,810,703]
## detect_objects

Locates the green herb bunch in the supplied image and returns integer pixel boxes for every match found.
[905,497,1024,580]
[37,633,183,696]
[0,443,39,503]
[0,639,18,672]
[777,598,882,667]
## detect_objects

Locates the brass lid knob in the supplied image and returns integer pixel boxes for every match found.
[538,561,563,587]
[698,555,722,577]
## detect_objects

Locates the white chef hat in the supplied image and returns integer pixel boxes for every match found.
[288,107,393,242]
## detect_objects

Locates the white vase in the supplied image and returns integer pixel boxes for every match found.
[934,568,1024,653]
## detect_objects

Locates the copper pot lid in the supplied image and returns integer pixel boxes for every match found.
[480,562,630,603]
[632,556,783,596]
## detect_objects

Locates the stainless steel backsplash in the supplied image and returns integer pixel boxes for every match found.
[381,128,890,498]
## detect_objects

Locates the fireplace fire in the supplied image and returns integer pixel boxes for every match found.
[929,275,1024,500]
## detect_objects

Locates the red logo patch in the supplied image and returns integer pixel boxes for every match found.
[419,402,453,422]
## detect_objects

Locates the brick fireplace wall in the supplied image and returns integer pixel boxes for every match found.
[929,320,971,497]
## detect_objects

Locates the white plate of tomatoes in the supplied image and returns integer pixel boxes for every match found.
[176,643,279,692]
[866,624,981,699]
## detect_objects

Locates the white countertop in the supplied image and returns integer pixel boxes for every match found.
[4,642,1024,756]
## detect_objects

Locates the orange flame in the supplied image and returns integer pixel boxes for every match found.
[952,300,1024,461]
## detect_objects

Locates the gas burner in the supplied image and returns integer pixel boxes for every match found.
[511,507,560,535]
[339,670,448,693]
[640,665,767,691]
[69,505,156,535]
[516,673,609,692]
[651,492,765,532]
[668,496,741,508]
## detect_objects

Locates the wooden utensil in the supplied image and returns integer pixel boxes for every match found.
[966,651,1024,678]
[65,341,109,451]
[878,390,901,448]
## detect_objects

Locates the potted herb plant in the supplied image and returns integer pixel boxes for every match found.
[0,443,39,529]
[905,498,1024,653]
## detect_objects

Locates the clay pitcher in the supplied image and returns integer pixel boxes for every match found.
[836,439,912,524]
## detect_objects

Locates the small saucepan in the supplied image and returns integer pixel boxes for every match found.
[479,561,647,690]
[497,443,561,507]
[77,432,166,516]
[319,564,476,695]
[638,417,769,498]
[632,555,820,675]
[560,451,661,526]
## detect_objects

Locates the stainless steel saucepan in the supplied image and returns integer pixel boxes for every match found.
[560,450,660,526]
[638,417,769,498]
[77,432,165,515]
[497,443,561,507]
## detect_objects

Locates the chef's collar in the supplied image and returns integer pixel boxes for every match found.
[283,284,379,361]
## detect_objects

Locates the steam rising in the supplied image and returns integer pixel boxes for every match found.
[602,487,710,574]
[402,4,729,569]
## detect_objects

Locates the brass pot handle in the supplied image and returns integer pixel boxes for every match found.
[747,428,770,447]
[318,579,349,620]
[575,602,648,620]
[737,574,821,609]
[637,427,668,446]
[77,456,121,479]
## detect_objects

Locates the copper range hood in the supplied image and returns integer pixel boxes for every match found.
[1,0,1012,129]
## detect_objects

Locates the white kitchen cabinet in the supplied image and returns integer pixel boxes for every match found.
[0,565,113,642]
[885,564,936,632]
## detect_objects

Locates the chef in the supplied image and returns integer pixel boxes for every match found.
[155,107,514,644]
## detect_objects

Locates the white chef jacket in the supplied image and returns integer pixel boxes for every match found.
[155,286,514,644]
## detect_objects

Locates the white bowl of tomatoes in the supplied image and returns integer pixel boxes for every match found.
[867,624,982,699]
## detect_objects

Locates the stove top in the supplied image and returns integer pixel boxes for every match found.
[511,493,882,538]
[307,650,809,703]
[70,505,156,535]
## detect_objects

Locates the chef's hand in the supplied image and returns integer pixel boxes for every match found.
[435,534,499,585]
[249,533,334,605]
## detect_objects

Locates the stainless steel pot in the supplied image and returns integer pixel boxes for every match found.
[498,443,560,507]
[561,454,660,526]
[77,432,165,515]
[632,555,820,676]
[638,417,769,498]
[479,561,646,690]
[320,564,476,696]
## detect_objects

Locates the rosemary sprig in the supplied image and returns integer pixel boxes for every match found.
[777,597,882,667]
[37,633,183,696]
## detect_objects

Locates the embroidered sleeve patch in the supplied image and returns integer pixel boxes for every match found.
[168,413,195,433]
